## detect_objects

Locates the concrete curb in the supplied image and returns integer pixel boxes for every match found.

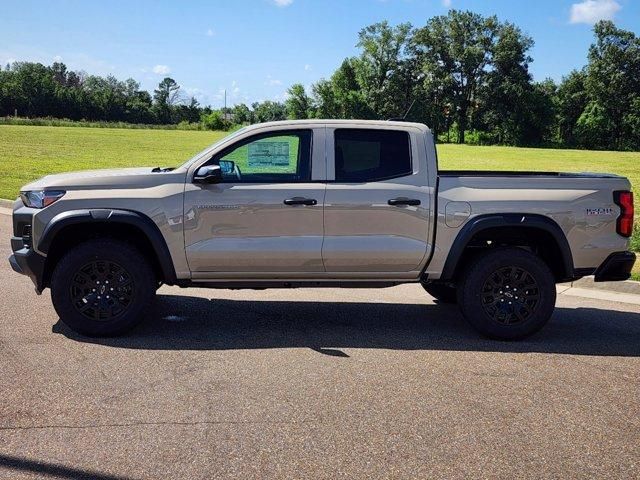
[0,198,13,209]
[559,285,640,305]
[572,276,640,295]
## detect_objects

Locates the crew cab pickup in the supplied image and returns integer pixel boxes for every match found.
[8,120,636,339]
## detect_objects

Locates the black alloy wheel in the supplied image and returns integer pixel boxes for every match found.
[479,266,540,325]
[70,260,136,321]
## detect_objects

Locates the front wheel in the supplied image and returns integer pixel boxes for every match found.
[457,247,556,340]
[51,239,156,337]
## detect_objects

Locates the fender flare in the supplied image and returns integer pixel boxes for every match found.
[439,213,574,281]
[38,209,177,283]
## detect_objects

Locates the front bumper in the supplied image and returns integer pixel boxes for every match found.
[594,251,636,282]
[8,239,46,293]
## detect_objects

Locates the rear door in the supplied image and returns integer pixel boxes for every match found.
[183,128,326,275]
[322,127,433,273]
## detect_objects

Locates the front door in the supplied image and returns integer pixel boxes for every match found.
[184,129,325,274]
[322,127,432,273]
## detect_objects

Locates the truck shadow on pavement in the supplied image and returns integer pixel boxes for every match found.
[53,294,640,357]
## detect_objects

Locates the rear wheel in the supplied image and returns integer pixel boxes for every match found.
[51,239,155,336]
[421,283,457,304]
[457,247,556,340]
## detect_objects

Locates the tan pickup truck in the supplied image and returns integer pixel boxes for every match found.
[8,120,636,340]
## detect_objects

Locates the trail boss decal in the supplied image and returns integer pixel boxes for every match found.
[586,207,613,216]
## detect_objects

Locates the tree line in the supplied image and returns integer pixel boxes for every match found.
[1,10,639,151]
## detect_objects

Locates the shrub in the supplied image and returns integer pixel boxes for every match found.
[201,111,226,131]
[0,116,179,130]
[176,120,202,131]
[631,223,640,253]
[464,129,497,146]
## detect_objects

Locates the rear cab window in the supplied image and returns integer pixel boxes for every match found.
[334,129,412,182]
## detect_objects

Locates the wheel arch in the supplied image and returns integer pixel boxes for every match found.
[38,209,177,288]
[439,213,575,283]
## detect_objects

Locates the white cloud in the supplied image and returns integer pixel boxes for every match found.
[206,28,215,37]
[570,0,621,25]
[152,64,171,75]
[442,0,452,7]
[273,0,293,6]
[53,55,63,62]
[304,64,312,71]
[265,75,283,86]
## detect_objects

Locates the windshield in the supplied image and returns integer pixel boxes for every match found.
[180,127,249,169]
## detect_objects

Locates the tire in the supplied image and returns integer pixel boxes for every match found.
[50,239,156,337]
[422,283,457,304]
[457,247,556,340]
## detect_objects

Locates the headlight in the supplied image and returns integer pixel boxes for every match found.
[20,190,66,208]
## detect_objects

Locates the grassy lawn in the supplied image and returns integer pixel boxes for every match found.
[1,124,638,277]
[0,125,227,200]
[437,144,640,190]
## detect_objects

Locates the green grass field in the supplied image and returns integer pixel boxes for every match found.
[1,124,638,278]
[0,125,228,200]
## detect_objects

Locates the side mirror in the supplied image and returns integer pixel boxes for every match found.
[219,160,235,174]
[194,165,223,184]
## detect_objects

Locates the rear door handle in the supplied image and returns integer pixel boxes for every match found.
[388,197,421,206]
[284,197,317,206]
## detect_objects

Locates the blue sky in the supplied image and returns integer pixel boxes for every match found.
[1,0,638,107]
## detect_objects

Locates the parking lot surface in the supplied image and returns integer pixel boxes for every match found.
[1,212,639,479]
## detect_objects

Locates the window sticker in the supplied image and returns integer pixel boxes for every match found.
[248,141,290,167]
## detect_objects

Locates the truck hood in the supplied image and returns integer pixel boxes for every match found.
[20,167,186,191]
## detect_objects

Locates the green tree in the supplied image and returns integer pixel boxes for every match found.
[354,21,413,118]
[285,83,313,119]
[555,70,588,147]
[231,103,253,124]
[413,10,499,143]
[576,100,609,149]
[9,62,58,117]
[311,58,376,120]
[251,101,286,123]
[582,21,640,150]
[311,79,340,118]
[174,97,201,124]
[331,58,375,118]
[153,77,180,123]
[475,23,554,145]
[201,110,226,130]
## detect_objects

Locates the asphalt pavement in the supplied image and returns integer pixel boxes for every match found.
[0,211,639,479]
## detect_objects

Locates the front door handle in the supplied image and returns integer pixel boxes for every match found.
[388,197,421,206]
[284,197,317,206]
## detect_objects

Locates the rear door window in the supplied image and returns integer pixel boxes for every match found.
[334,129,412,182]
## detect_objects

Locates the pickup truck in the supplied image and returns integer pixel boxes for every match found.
[8,120,636,340]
